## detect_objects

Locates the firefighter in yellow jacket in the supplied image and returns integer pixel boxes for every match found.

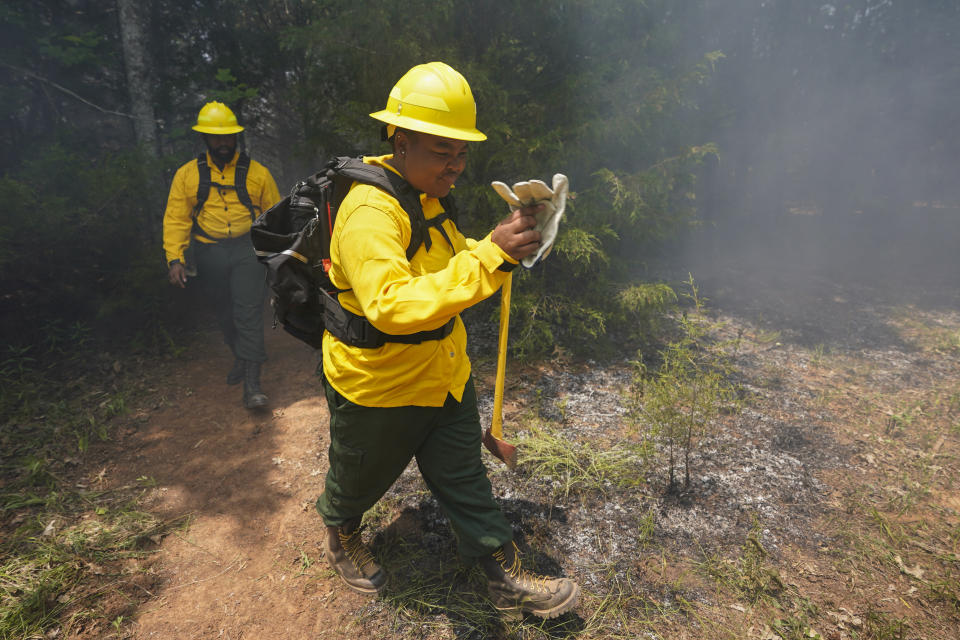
[316,63,579,619]
[163,102,280,409]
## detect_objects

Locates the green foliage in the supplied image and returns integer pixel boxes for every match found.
[37,30,105,68]
[210,67,259,105]
[507,286,609,360]
[0,142,177,350]
[629,277,740,491]
[617,282,679,339]
[270,0,724,356]
[1,0,729,359]
[553,226,611,276]
[1,1,129,166]
[6,0,960,361]
[586,143,719,245]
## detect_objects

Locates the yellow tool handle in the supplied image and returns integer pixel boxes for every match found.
[491,272,512,440]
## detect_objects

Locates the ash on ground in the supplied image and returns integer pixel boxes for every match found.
[368,323,859,588]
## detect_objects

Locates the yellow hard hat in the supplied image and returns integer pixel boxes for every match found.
[192,101,244,134]
[370,62,486,142]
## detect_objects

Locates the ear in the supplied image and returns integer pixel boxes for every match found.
[394,130,409,157]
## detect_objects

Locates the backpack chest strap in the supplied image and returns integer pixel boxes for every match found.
[424,212,454,250]
[194,152,259,219]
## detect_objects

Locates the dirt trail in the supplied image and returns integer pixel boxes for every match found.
[115,329,364,639]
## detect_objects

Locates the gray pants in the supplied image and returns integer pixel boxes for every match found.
[194,234,267,363]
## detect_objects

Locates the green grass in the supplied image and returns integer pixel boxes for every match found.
[809,343,829,367]
[1,496,184,638]
[516,427,651,499]
[700,521,785,607]
[0,328,186,639]
[860,609,909,640]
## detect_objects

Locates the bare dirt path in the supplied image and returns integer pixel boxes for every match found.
[113,329,364,639]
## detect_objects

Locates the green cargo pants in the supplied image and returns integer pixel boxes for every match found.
[194,234,267,363]
[316,375,514,560]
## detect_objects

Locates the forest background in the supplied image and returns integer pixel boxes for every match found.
[3,0,958,362]
[4,2,960,638]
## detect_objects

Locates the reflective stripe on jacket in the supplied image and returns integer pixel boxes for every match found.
[322,154,517,408]
[162,150,280,265]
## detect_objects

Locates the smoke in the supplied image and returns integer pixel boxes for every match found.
[674,1,960,338]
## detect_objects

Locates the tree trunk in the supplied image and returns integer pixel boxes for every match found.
[116,0,158,156]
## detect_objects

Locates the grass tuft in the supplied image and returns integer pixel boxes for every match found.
[517,427,650,499]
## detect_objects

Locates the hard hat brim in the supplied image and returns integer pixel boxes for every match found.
[192,124,244,134]
[370,110,486,142]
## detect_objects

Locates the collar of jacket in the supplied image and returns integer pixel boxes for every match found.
[368,153,402,178]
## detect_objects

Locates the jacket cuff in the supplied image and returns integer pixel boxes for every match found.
[477,233,519,272]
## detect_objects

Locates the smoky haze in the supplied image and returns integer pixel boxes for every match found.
[674,1,960,347]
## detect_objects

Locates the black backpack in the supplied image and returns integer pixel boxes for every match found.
[250,156,457,349]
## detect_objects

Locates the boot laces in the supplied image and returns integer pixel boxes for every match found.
[339,524,376,571]
[493,542,550,592]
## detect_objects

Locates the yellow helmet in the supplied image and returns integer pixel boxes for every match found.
[191,101,244,134]
[370,62,486,142]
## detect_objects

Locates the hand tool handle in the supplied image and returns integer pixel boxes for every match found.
[491,272,512,439]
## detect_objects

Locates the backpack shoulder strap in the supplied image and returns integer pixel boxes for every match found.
[194,153,211,217]
[233,152,259,219]
[438,193,458,224]
[426,193,459,248]
[332,157,429,261]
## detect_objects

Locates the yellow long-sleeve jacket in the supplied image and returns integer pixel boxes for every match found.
[322,155,517,407]
[162,151,281,265]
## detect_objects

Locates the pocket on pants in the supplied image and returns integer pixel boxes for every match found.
[330,438,365,495]
[322,376,359,413]
[332,388,357,412]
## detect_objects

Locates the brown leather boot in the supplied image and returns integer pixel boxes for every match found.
[479,541,579,619]
[325,520,385,594]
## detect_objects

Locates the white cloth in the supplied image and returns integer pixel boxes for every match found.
[491,174,568,268]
